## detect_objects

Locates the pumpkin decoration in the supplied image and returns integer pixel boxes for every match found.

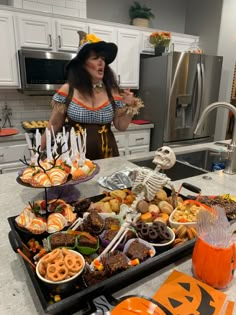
[152,270,229,315]
[192,237,236,289]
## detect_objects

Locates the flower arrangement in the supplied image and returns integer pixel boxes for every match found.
[149,31,171,47]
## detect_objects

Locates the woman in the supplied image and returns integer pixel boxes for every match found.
[41,33,143,160]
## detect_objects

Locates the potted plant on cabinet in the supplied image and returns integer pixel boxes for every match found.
[149,31,171,55]
[129,1,155,28]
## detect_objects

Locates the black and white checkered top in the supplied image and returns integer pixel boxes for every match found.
[53,90,125,124]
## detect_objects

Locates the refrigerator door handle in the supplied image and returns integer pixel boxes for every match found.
[166,52,186,135]
[169,52,186,102]
[201,62,205,104]
[193,62,202,129]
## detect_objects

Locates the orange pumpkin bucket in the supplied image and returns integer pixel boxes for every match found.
[192,237,236,289]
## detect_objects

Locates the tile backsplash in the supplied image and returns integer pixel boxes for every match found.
[0,89,51,127]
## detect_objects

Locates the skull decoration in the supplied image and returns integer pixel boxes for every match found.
[152,146,176,170]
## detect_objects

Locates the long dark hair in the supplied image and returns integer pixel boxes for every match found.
[65,50,120,98]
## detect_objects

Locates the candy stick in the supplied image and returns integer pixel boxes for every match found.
[60,127,68,162]
[82,129,87,161]
[51,125,57,155]
[46,128,52,161]
[77,132,83,166]
[34,129,41,162]
[70,128,78,161]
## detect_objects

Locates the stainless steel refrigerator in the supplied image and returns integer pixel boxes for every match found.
[138,51,223,150]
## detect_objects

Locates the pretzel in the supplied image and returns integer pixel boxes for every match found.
[38,261,46,277]
[46,261,68,282]
[64,254,83,274]
[38,248,84,282]
[41,248,60,265]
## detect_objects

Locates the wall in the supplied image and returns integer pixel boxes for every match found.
[1,0,234,141]
[214,0,236,140]
[87,0,187,33]
[185,0,236,142]
[185,0,223,55]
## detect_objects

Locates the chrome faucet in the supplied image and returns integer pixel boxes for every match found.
[194,102,236,175]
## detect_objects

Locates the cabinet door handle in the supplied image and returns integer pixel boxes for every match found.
[58,35,61,48]
[118,75,120,84]
[48,34,52,47]
[136,137,144,141]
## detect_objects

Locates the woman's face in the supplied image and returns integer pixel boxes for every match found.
[84,51,105,83]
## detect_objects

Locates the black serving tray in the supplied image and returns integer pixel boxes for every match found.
[8,188,196,315]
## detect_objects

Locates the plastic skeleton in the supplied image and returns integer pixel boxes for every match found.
[91,146,177,268]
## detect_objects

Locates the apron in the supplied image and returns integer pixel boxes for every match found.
[69,121,119,160]
[65,85,119,160]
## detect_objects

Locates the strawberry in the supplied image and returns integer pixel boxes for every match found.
[62,164,71,174]
[40,200,46,210]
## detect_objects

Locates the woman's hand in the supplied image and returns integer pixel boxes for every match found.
[120,88,134,106]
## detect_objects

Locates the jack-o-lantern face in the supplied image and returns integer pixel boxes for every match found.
[151,270,229,315]
[153,279,218,315]
[164,281,216,315]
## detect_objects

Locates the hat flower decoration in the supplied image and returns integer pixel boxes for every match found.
[149,31,171,48]
[74,31,117,65]
[80,33,101,46]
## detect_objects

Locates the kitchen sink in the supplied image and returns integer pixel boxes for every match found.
[131,159,208,181]
[130,149,226,181]
[176,149,225,172]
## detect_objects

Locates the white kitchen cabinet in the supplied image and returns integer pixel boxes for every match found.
[128,130,150,147]
[140,31,154,53]
[128,145,150,155]
[118,148,126,156]
[114,127,151,156]
[16,14,53,49]
[0,12,19,87]
[56,19,88,52]
[0,144,29,164]
[117,28,140,88]
[15,13,88,52]
[140,31,199,54]
[88,23,117,73]
[88,25,140,88]
[128,129,151,155]
[171,33,199,52]
[114,133,126,148]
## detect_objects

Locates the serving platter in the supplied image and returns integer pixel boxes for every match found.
[8,187,196,315]
[21,120,48,133]
[16,163,100,188]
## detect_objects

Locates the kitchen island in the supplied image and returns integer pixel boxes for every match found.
[0,152,236,315]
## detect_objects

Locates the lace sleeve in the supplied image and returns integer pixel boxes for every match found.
[51,92,68,113]
[51,99,67,113]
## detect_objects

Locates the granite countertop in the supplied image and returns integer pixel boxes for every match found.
[0,148,236,315]
[112,122,154,132]
[0,125,27,143]
[0,123,154,145]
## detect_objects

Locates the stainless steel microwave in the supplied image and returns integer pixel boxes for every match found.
[18,49,76,95]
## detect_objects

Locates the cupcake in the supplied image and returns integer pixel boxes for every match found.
[27,217,47,234]
[47,213,67,233]
[15,207,36,229]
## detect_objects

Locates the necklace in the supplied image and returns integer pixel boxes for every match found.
[92,81,104,90]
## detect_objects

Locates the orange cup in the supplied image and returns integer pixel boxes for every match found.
[192,237,236,289]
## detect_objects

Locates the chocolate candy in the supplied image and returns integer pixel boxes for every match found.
[135,220,171,243]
